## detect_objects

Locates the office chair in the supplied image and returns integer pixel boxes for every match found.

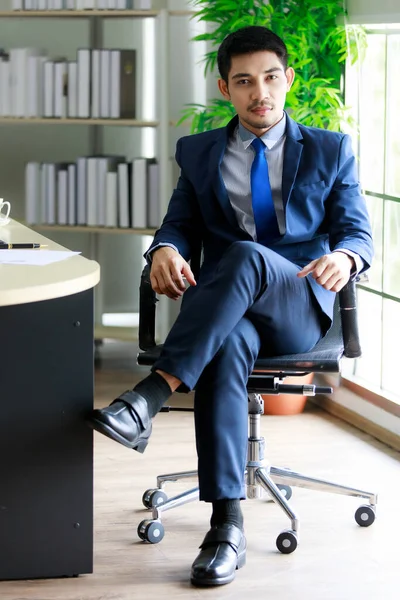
[135,263,377,553]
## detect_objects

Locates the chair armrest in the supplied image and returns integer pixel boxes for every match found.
[338,279,362,359]
[139,264,157,351]
[138,265,363,359]
[138,246,202,351]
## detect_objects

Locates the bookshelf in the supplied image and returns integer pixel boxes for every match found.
[0,10,160,17]
[0,117,159,126]
[0,7,172,343]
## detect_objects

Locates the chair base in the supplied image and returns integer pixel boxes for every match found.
[137,395,378,551]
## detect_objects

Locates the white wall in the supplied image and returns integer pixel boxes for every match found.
[347,0,400,23]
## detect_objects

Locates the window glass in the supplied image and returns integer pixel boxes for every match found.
[383,199,400,297]
[353,289,382,388]
[386,36,400,197]
[345,30,400,401]
[364,195,383,292]
[382,298,400,395]
[359,35,386,194]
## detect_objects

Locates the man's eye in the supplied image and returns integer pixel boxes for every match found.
[268,75,278,80]
[238,79,250,85]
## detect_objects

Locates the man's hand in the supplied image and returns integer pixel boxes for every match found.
[150,246,197,300]
[297,252,354,292]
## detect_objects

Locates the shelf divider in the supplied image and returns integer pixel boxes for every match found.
[0,10,160,18]
[0,117,159,126]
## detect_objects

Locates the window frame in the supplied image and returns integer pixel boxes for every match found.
[342,27,400,408]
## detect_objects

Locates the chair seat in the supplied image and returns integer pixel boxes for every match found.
[137,314,343,374]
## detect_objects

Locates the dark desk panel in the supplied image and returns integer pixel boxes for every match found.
[0,289,94,580]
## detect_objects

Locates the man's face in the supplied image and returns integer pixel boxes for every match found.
[218,51,295,136]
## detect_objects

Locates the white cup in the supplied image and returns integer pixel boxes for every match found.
[0,199,11,226]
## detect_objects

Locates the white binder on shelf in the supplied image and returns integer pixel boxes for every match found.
[46,163,56,225]
[76,157,87,225]
[105,172,118,227]
[91,50,101,119]
[43,60,54,118]
[40,164,48,223]
[86,157,98,226]
[147,161,160,228]
[117,162,130,228]
[0,58,10,117]
[77,49,90,119]
[67,61,78,118]
[100,50,110,118]
[131,157,147,229]
[54,61,68,118]
[57,168,68,225]
[27,55,47,118]
[97,155,125,226]
[25,162,41,225]
[68,164,76,226]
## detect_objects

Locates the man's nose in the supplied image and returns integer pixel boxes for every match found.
[251,81,270,101]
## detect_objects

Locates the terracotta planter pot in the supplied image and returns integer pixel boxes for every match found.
[261,373,314,415]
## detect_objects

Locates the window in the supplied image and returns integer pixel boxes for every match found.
[344,25,400,402]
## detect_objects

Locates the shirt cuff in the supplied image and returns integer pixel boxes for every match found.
[333,249,363,276]
[145,242,179,264]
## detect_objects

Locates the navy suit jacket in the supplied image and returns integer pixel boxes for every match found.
[148,114,373,324]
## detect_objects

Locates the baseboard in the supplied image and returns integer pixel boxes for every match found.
[314,395,400,452]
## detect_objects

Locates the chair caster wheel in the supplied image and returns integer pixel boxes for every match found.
[277,484,292,500]
[137,519,165,544]
[142,488,168,509]
[355,505,376,527]
[276,529,298,554]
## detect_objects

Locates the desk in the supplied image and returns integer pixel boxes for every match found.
[0,220,100,580]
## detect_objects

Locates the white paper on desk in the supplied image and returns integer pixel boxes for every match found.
[0,250,81,266]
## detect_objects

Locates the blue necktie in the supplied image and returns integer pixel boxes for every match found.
[250,137,278,244]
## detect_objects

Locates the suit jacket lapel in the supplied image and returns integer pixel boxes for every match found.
[282,115,303,210]
[209,116,242,231]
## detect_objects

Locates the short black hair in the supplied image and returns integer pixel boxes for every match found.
[217,26,288,82]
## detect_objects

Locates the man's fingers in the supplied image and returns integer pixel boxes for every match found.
[317,273,341,291]
[150,273,162,295]
[161,270,184,297]
[313,266,338,286]
[182,263,197,286]
[297,254,351,291]
[150,253,196,298]
[151,270,183,299]
[170,263,186,291]
[297,259,318,278]
[330,277,347,293]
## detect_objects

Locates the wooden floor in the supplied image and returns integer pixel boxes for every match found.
[2,342,400,600]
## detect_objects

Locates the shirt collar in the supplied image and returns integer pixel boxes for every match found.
[238,112,286,150]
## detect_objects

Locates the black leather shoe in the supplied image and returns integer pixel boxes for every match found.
[88,390,152,453]
[190,524,246,587]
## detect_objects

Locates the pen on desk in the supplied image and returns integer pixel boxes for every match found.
[0,243,48,249]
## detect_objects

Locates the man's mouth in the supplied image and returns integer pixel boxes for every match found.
[250,106,272,115]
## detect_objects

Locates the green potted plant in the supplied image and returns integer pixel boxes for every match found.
[178,0,366,414]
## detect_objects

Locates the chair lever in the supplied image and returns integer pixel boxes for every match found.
[276,384,333,396]
[248,381,333,396]
[312,385,333,395]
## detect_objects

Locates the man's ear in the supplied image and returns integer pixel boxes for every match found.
[218,78,230,101]
[285,67,295,91]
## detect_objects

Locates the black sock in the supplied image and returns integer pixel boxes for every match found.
[210,499,243,530]
[133,372,173,418]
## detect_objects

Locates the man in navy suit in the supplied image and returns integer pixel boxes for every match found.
[90,26,373,586]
